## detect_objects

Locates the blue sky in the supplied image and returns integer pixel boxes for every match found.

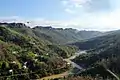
[0,0,120,31]
[0,0,75,20]
[0,0,64,19]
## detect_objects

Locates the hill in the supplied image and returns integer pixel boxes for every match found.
[71,29,120,79]
[0,23,103,44]
[0,22,111,80]
[33,26,103,44]
[0,26,77,80]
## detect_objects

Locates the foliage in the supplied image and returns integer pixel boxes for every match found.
[72,30,120,79]
[0,25,77,79]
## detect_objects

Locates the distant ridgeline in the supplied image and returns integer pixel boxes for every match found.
[34,26,77,31]
[0,22,76,30]
[0,22,103,44]
[0,22,29,28]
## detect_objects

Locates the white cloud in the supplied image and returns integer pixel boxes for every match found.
[61,0,68,6]
[0,16,28,23]
[59,0,120,31]
[1,10,120,31]
[65,8,75,14]
[61,0,91,14]
[35,8,120,31]
[1,0,120,31]
[62,0,90,6]
[70,0,90,4]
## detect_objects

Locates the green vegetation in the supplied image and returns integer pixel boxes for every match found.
[72,30,120,79]
[0,25,77,80]
[1,23,103,44]
[1,22,120,80]
[32,26,103,44]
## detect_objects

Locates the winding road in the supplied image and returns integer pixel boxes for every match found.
[64,50,86,70]
[39,50,86,80]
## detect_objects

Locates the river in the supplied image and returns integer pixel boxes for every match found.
[39,50,86,80]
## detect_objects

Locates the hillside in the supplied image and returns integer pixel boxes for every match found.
[71,29,120,79]
[0,26,77,80]
[0,23,103,44]
[33,26,103,44]
[0,22,116,80]
[71,29,120,50]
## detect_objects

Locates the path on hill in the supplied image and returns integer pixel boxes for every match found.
[64,50,86,70]
[39,71,68,80]
[39,50,86,80]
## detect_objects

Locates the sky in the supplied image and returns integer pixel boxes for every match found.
[0,0,120,31]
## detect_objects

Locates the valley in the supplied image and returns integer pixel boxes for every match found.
[0,23,120,80]
[40,50,87,80]
[1,0,120,79]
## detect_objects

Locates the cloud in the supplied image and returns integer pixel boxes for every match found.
[0,0,120,31]
[65,8,75,14]
[61,0,89,14]
[1,10,120,31]
[61,0,112,14]
[70,0,90,5]
[62,0,90,6]
[30,7,120,31]
[0,16,28,23]
[85,0,111,12]
[59,0,120,31]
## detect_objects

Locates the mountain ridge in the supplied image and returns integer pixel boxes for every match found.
[0,22,103,44]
